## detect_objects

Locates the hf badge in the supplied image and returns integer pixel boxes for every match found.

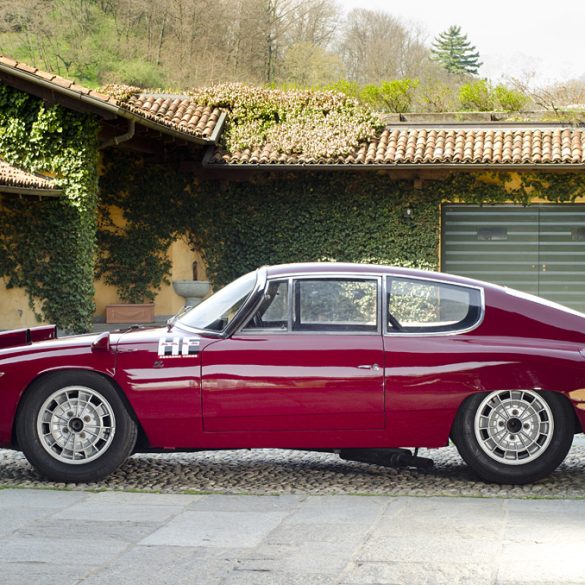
[158,337,200,358]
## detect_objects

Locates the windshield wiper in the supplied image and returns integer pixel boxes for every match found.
[166,305,193,331]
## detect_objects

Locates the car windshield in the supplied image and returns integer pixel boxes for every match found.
[176,270,257,332]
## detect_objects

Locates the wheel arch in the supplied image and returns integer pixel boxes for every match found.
[450,388,582,439]
[12,367,149,450]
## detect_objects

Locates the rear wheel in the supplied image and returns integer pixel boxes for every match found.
[16,371,137,483]
[452,389,574,484]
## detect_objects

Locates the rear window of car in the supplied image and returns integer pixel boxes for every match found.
[386,276,482,334]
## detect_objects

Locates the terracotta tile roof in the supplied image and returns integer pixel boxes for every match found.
[0,56,224,143]
[123,94,222,139]
[211,127,585,167]
[0,159,61,193]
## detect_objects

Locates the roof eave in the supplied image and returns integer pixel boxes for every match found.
[0,61,219,146]
[0,184,63,197]
[203,162,585,172]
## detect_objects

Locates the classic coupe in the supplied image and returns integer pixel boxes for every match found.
[1,263,584,485]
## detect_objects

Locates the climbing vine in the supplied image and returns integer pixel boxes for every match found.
[98,164,585,301]
[101,85,585,298]
[97,152,189,303]
[437,172,585,205]
[185,84,381,158]
[190,173,439,287]
[0,85,99,333]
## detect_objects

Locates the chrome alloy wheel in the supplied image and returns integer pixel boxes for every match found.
[474,389,554,465]
[36,386,116,464]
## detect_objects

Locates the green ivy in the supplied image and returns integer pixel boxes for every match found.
[97,152,189,303]
[0,85,99,333]
[98,155,441,295]
[97,163,585,302]
[437,172,585,205]
[190,173,439,287]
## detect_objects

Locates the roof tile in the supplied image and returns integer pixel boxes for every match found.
[212,127,585,167]
[0,55,17,67]
[51,75,74,89]
[15,62,37,74]
[35,70,56,82]
[0,160,60,191]
[0,57,223,142]
[122,94,222,140]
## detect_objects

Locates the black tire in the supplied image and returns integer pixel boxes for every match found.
[452,389,574,484]
[16,370,137,483]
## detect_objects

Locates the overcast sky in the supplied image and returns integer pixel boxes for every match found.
[338,0,584,86]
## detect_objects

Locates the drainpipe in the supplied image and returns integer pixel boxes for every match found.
[99,120,136,150]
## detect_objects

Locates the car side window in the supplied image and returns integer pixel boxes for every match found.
[293,278,378,332]
[243,280,289,330]
[387,276,482,333]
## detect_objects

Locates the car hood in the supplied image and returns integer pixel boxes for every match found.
[0,325,154,359]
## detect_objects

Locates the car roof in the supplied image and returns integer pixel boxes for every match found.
[264,262,489,289]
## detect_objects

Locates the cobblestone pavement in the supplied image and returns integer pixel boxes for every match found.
[1,439,585,497]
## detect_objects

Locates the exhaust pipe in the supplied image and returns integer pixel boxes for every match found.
[339,448,434,470]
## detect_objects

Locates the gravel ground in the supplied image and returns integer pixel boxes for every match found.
[1,440,585,498]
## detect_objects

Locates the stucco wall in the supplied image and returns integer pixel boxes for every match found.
[0,278,44,329]
[93,236,208,321]
[0,235,209,329]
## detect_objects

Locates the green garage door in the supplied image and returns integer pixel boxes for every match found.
[442,205,585,312]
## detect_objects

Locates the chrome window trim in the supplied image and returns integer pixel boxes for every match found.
[292,274,382,335]
[287,276,293,331]
[235,272,383,336]
[238,329,382,337]
[223,267,268,338]
[383,273,485,337]
[176,268,266,337]
[232,269,485,338]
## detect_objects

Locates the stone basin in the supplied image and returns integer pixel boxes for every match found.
[172,280,211,308]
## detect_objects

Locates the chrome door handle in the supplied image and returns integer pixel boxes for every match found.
[357,364,380,371]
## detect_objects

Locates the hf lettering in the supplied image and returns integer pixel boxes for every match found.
[158,337,200,358]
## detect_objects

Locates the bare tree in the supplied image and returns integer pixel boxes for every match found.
[512,77,585,113]
[283,0,340,48]
[339,8,430,85]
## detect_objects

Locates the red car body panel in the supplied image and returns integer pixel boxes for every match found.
[0,334,118,443]
[1,263,585,452]
[201,334,385,433]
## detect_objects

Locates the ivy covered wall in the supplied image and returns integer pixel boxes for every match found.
[98,151,441,298]
[191,173,440,287]
[98,152,585,306]
[4,82,585,332]
[0,85,99,333]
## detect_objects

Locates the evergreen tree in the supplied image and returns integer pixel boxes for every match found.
[431,25,482,75]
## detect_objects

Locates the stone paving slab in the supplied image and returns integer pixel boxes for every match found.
[339,561,495,585]
[0,563,93,585]
[141,510,290,548]
[497,542,585,584]
[1,489,584,585]
[52,498,185,523]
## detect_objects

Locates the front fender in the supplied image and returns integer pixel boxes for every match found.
[0,340,117,447]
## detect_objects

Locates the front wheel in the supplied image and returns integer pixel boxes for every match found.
[16,371,137,483]
[452,389,574,484]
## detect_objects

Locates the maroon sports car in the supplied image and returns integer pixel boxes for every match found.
[1,263,584,484]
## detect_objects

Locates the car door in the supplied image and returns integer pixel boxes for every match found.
[382,274,485,446]
[201,275,385,432]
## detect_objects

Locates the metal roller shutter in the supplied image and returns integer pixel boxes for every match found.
[442,204,585,312]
